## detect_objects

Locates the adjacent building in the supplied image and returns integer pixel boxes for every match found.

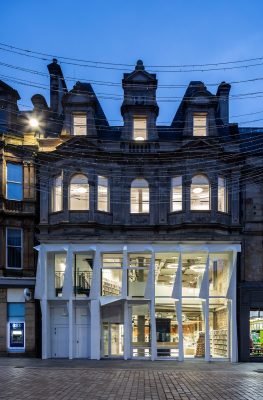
[0,59,262,361]
[0,81,39,356]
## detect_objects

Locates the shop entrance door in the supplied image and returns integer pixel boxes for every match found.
[102,323,124,357]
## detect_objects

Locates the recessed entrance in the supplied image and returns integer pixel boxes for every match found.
[102,322,124,358]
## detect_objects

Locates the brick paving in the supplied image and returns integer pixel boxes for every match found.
[0,359,262,400]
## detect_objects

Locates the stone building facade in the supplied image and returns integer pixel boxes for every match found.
[0,59,262,361]
[0,81,39,356]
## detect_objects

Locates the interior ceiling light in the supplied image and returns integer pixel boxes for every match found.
[29,118,39,128]
[166,263,178,269]
[190,264,206,272]
[72,187,87,194]
[193,187,203,194]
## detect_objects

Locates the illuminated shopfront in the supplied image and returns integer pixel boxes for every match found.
[35,242,240,361]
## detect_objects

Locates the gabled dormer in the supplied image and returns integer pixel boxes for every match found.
[172,81,230,138]
[61,82,98,138]
[121,60,159,141]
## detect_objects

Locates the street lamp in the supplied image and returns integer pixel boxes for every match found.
[29,118,39,128]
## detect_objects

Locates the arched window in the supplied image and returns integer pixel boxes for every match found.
[191,174,210,210]
[69,174,89,210]
[51,175,62,212]
[130,178,149,213]
[218,176,227,213]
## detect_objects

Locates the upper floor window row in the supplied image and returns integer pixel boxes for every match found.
[72,113,208,138]
[51,173,228,214]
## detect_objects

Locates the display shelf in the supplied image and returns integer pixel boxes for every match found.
[102,279,121,296]
[210,329,228,357]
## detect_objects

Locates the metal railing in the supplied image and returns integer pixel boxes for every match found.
[74,270,92,296]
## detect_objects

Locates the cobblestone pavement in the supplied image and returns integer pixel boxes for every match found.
[0,358,263,400]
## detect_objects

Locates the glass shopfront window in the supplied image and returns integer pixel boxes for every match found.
[209,299,229,358]
[182,299,205,358]
[182,253,207,297]
[128,254,150,297]
[209,253,231,297]
[155,253,179,297]
[74,253,93,297]
[131,303,151,358]
[155,299,179,358]
[101,254,122,296]
[250,309,263,357]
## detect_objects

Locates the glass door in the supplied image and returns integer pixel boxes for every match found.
[102,323,124,357]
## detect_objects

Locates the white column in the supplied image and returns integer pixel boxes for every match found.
[122,248,128,298]
[227,252,238,362]
[62,245,72,298]
[39,245,48,359]
[200,254,210,361]
[89,248,100,299]
[203,300,210,361]
[176,300,183,361]
[90,248,101,359]
[123,302,130,360]
[149,252,157,361]
[68,298,73,359]
[90,299,101,359]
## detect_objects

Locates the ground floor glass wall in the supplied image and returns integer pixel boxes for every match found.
[36,243,239,361]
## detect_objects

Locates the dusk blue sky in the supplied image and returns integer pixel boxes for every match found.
[1,0,263,127]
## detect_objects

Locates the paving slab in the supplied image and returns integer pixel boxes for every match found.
[0,358,262,400]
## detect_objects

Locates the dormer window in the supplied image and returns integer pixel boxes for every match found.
[133,117,147,141]
[193,113,207,136]
[73,114,87,136]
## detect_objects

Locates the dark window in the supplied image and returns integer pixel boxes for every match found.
[6,228,22,269]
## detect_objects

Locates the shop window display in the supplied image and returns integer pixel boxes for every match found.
[182,300,205,358]
[250,309,263,357]
[209,299,229,358]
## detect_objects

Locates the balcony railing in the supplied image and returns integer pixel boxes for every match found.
[74,270,92,296]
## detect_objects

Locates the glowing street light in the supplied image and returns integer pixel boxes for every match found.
[29,118,39,128]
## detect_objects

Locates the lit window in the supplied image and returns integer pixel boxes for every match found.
[69,174,89,210]
[98,176,109,212]
[51,175,62,212]
[133,117,147,141]
[6,163,23,201]
[73,114,87,136]
[101,253,123,296]
[171,176,182,211]
[131,179,149,213]
[55,253,66,297]
[6,228,22,269]
[193,113,207,136]
[218,177,227,213]
[191,174,210,210]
